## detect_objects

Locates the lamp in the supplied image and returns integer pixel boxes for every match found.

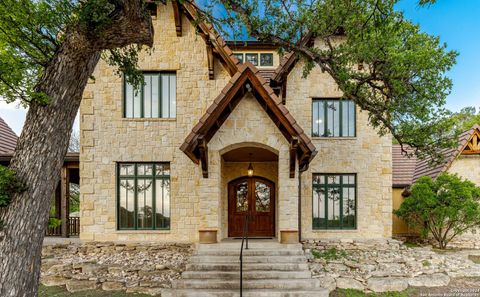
[247,153,254,177]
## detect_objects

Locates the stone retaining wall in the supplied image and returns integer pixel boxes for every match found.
[302,239,480,293]
[40,242,192,295]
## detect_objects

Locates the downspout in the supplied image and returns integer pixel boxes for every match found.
[298,169,302,243]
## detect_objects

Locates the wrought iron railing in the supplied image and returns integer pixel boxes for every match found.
[239,213,250,297]
[45,217,80,237]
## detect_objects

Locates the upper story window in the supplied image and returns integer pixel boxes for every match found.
[124,72,176,118]
[312,99,356,137]
[234,52,275,67]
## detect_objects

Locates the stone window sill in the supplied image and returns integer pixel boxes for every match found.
[311,229,357,233]
[312,137,357,140]
[115,230,171,234]
[122,118,177,122]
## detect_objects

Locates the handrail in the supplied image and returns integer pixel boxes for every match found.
[239,213,250,297]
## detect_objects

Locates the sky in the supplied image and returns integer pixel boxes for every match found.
[0,0,478,136]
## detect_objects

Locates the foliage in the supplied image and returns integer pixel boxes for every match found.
[69,183,80,213]
[449,107,480,134]
[311,247,348,260]
[0,165,27,207]
[332,288,413,297]
[0,0,148,106]
[39,285,152,297]
[394,173,480,249]
[202,0,458,162]
[48,217,62,229]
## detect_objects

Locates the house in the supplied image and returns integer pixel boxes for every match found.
[0,116,80,237]
[78,1,392,243]
[392,124,480,247]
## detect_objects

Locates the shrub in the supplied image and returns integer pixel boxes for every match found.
[0,165,27,207]
[394,173,480,249]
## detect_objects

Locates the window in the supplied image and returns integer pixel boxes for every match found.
[117,163,170,230]
[245,53,258,66]
[312,174,356,229]
[124,72,176,118]
[312,99,356,137]
[260,53,273,66]
[233,53,244,64]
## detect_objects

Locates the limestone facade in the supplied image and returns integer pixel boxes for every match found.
[79,2,392,243]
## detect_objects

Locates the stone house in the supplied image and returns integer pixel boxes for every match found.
[392,124,480,247]
[79,1,392,243]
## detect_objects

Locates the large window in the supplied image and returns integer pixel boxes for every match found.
[312,99,356,137]
[124,72,176,118]
[312,174,356,230]
[117,163,170,230]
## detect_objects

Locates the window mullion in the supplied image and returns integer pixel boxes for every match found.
[340,175,344,229]
[339,101,343,137]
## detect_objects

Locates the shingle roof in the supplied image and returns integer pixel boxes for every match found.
[0,117,17,154]
[392,124,480,187]
[392,144,417,187]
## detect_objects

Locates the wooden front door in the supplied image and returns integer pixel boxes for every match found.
[228,177,275,237]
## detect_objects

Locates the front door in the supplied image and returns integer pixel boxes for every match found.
[228,177,275,237]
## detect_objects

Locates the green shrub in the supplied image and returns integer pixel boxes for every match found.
[0,165,27,207]
[394,173,480,249]
[312,247,348,260]
[48,218,62,229]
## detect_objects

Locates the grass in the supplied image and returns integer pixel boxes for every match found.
[311,247,348,260]
[468,255,480,264]
[403,242,420,248]
[39,285,153,297]
[332,288,415,297]
[422,260,431,267]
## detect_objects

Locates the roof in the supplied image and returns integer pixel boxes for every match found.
[226,40,278,50]
[392,145,417,187]
[392,124,480,187]
[180,62,317,176]
[0,117,17,154]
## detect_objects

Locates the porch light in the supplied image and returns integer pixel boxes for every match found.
[247,153,254,177]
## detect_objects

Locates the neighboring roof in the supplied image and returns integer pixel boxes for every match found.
[0,117,17,154]
[180,62,317,176]
[392,145,417,187]
[413,124,480,181]
[392,124,480,187]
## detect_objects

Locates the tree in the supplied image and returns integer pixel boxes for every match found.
[394,173,480,249]
[201,0,458,161]
[69,129,81,152]
[0,0,153,296]
[450,107,480,133]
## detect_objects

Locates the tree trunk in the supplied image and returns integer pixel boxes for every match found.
[0,1,153,296]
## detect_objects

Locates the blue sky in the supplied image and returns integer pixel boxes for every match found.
[0,0,478,135]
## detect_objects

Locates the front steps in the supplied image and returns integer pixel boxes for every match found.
[161,240,328,297]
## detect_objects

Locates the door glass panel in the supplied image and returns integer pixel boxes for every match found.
[255,181,270,212]
[236,181,248,212]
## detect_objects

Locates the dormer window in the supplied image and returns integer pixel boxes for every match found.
[245,53,258,66]
[233,53,244,63]
[260,53,273,66]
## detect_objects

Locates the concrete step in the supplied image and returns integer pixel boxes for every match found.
[196,242,302,251]
[194,250,304,257]
[182,270,312,280]
[161,288,329,297]
[190,255,306,263]
[172,279,321,290]
[186,263,309,272]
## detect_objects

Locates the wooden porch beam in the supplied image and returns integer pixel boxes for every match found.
[198,136,209,178]
[60,166,70,238]
[172,0,182,37]
[206,41,214,79]
[289,137,298,178]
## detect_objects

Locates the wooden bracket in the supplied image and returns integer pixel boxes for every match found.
[289,137,298,178]
[198,136,209,178]
[206,41,214,80]
[172,1,182,37]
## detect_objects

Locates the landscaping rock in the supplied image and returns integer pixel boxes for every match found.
[102,281,126,291]
[66,280,97,292]
[317,276,336,292]
[367,277,409,292]
[336,277,364,290]
[408,273,450,287]
[41,275,69,287]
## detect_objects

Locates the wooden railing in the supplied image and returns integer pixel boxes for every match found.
[239,213,250,297]
[45,217,80,237]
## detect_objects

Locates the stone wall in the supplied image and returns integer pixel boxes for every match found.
[447,155,480,249]
[79,3,230,242]
[284,43,392,239]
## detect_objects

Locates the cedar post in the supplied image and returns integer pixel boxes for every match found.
[60,166,70,237]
